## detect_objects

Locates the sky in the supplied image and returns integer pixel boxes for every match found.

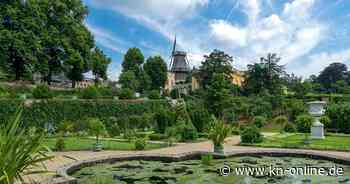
[82,0,350,81]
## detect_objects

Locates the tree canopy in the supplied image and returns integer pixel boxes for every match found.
[144,56,167,90]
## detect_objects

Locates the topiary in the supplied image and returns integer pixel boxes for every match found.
[252,116,267,128]
[283,122,297,133]
[118,88,134,99]
[240,125,263,144]
[32,84,53,99]
[80,85,100,99]
[295,114,313,133]
[134,137,147,150]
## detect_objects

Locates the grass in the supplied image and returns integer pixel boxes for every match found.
[249,133,350,151]
[44,137,166,151]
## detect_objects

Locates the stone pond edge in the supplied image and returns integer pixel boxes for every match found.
[48,149,350,184]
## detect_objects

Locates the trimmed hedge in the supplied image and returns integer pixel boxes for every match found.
[0,99,169,129]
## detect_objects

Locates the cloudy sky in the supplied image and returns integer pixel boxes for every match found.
[83,0,350,80]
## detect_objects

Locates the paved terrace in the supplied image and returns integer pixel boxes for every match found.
[25,136,350,184]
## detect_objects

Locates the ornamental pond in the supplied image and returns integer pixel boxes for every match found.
[72,156,350,184]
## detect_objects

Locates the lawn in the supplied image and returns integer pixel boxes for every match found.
[44,137,166,151]
[250,133,350,151]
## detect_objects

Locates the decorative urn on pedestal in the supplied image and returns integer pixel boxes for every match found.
[307,101,326,139]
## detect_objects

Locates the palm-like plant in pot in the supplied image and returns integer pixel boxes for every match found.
[0,110,52,184]
[208,118,231,154]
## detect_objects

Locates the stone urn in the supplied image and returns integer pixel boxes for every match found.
[307,101,326,139]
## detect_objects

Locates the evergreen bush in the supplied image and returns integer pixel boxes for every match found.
[240,125,263,144]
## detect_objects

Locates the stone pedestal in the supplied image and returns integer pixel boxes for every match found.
[307,101,326,139]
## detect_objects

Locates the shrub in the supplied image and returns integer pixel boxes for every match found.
[231,126,240,135]
[295,114,313,133]
[154,109,176,134]
[274,115,289,125]
[240,125,263,144]
[57,120,74,135]
[55,137,65,151]
[188,106,211,132]
[326,103,350,133]
[118,88,134,99]
[149,133,167,141]
[0,85,9,98]
[283,122,297,133]
[108,123,121,137]
[283,99,307,121]
[222,109,236,124]
[201,154,213,166]
[134,137,147,150]
[123,129,137,141]
[165,120,198,142]
[252,116,267,128]
[208,118,231,148]
[32,84,53,99]
[148,90,161,99]
[320,116,331,129]
[80,85,100,99]
[0,99,170,128]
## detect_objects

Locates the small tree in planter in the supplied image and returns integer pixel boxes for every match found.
[208,118,231,154]
[295,114,313,144]
[88,118,106,151]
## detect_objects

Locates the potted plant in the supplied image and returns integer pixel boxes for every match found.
[88,118,106,151]
[208,118,231,154]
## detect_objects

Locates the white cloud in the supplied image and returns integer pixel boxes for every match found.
[209,20,247,48]
[86,23,130,53]
[209,0,326,70]
[291,48,350,78]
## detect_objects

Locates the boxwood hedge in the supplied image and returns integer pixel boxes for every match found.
[0,99,169,128]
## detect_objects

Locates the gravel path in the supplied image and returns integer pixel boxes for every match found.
[25,136,350,183]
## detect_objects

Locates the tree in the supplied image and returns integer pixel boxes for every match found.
[118,70,139,91]
[144,56,167,90]
[206,73,231,117]
[0,0,44,80]
[198,50,234,88]
[317,63,348,93]
[244,53,285,95]
[64,50,84,88]
[122,47,144,72]
[91,48,111,85]
[88,118,106,151]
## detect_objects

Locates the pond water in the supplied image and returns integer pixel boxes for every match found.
[72,156,350,184]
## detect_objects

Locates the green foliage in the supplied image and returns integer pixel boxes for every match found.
[320,116,331,129]
[32,84,53,99]
[208,118,231,147]
[144,56,168,90]
[188,105,211,132]
[244,53,285,95]
[240,125,263,144]
[148,133,167,141]
[119,71,139,91]
[201,154,213,166]
[122,48,144,72]
[88,118,106,143]
[205,73,231,117]
[0,99,168,129]
[134,137,147,150]
[282,99,307,121]
[198,49,234,88]
[317,63,348,93]
[58,120,74,135]
[283,122,297,133]
[253,116,267,128]
[91,48,111,84]
[55,137,65,151]
[295,114,314,133]
[273,115,289,125]
[165,120,198,142]
[148,90,161,99]
[326,103,350,133]
[154,109,176,134]
[0,110,52,184]
[106,117,120,137]
[118,88,134,99]
[123,129,137,141]
[80,86,101,99]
